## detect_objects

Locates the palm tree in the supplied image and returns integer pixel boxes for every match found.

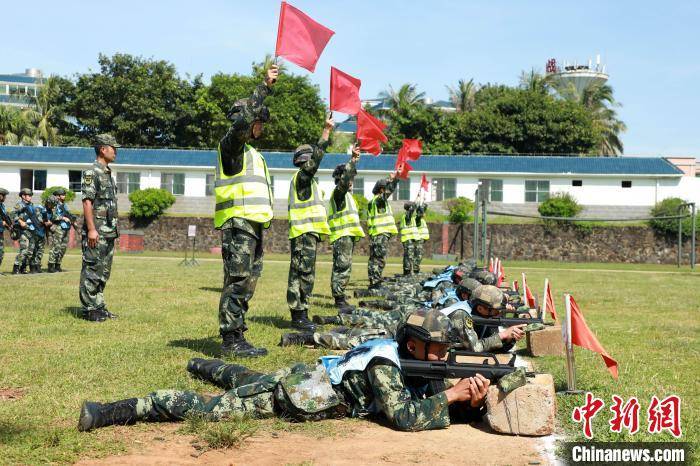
[0,106,36,145]
[378,83,425,117]
[580,83,626,156]
[519,69,550,94]
[446,78,478,112]
[27,76,61,146]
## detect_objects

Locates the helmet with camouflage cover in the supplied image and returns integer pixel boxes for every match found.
[44,195,58,210]
[0,187,8,196]
[450,264,471,284]
[456,278,481,300]
[293,144,314,167]
[470,285,505,313]
[395,309,452,353]
[471,269,497,286]
[52,187,66,196]
[19,188,33,197]
[372,179,389,195]
[459,259,477,272]
[226,98,270,123]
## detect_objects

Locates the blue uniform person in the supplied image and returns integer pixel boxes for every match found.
[12,188,39,274]
[0,187,9,272]
[47,188,73,273]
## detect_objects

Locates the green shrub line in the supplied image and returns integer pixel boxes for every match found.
[40,186,76,203]
[128,188,176,219]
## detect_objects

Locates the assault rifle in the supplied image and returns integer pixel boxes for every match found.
[1,207,19,240]
[400,350,531,383]
[469,310,545,329]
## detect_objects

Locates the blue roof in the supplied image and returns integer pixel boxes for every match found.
[0,145,683,176]
[0,74,41,84]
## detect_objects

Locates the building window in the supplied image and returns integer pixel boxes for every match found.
[572,180,583,187]
[69,170,83,192]
[353,177,364,196]
[525,180,549,202]
[116,172,141,194]
[20,169,47,191]
[621,180,632,188]
[434,178,456,201]
[392,179,411,201]
[161,173,185,195]
[205,174,215,196]
[489,179,503,202]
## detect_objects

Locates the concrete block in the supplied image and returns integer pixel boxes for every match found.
[526,325,565,356]
[485,373,556,436]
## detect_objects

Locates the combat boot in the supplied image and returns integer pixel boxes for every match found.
[78,398,140,432]
[12,264,20,275]
[103,309,119,319]
[290,310,317,331]
[279,332,315,347]
[47,263,56,273]
[55,264,63,272]
[187,357,226,382]
[19,262,28,274]
[312,315,340,325]
[221,329,268,358]
[84,309,107,322]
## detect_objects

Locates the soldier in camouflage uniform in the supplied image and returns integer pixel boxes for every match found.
[29,202,51,273]
[400,202,419,276]
[0,187,9,272]
[79,134,120,322]
[286,116,335,331]
[328,145,364,310]
[12,188,39,274]
[367,175,399,289]
[77,309,489,432]
[470,285,526,353]
[47,188,73,273]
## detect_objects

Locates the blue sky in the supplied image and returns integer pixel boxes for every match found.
[3,0,698,156]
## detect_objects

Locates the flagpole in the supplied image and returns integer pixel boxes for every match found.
[562,294,583,394]
[542,278,549,323]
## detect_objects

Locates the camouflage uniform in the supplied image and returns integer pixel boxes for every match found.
[470,285,515,353]
[12,198,39,269]
[30,204,49,269]
[218,83,272,337]
[367,179,398,287]
[80,160,119,315]
[287,140,328,314]
[0,190,8,269]
[48,198,72,269]
[330,159,358,300]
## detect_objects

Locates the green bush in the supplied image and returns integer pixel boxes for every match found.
[649,197,699,238]
[41,187,76,203]
[444,197,474,224]
[128,188,176,219]
[352,193,369,221]
[538,192,582,220]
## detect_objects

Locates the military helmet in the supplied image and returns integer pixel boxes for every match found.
[226,98,270,123]
[470,285,505,311]
[52,187,66,196]
[0,187,8,196]
[293,144,314,167]
[44,195,58,209]
[372,179,389,195]
[451,265,471,284]
[332,163,346,184]
[396,309,452,349]
[471,269,497,286]
[403,201,416,211]
[19,188,33,196]
[458,259,477,272]
[456,278,481,299]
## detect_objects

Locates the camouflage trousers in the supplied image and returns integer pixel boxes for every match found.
[287,233,319,312]
[79,234,115,312]
[0,234,4,268]
[331,236,355,299]
[31,234,46,267]
[313,326,389,350]
[48,227,69,265]
[402,240,419,275]
[339,307,408,333]
[220,227,264,335]
[14,230,36,266]
[367,234,390,287]
[414,240,424,273]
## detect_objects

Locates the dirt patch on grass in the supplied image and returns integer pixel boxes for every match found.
[76,420,549,465]
[0,387,26,401]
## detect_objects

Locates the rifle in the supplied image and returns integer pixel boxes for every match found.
[0,206,19,240]
[469,312,545,329]
[400,350,530,383]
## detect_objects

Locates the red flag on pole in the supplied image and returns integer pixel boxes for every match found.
[396,160,413,179]
[498,260,506,287]
[359,138,382,156]
[275,2,335,72]
[522,272,536,308]
[402,139,422,161]
[488,258,494,273]
[568,295,618,378]
[356,109,387,142]
[542,278,558,321]
[420,174,429,191]
[330,67,361,114]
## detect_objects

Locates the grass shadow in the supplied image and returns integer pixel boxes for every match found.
[169,337,221,358]
[60,306,84,319]
[248,315,292,329]
[200,287,223,293]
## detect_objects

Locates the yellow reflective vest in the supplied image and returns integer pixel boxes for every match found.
[288,172,330,239]
[367,195,398,237]
[214,144,273,229]
[400,214,420,243]
[328,192,365,243]
[417,217,429,240]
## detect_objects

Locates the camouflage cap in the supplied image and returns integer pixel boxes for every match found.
[396,308,452,346]
[0,187,9,196]
[292,144,314,167]
[93,133,121,148]
[470,285,505,310]
[372,179,389,195]
[456,278,481,297]
[19,188,33,196]
[471,270,497,286]
[52,187,66,196]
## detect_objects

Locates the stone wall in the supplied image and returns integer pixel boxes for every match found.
[3,216,698,264]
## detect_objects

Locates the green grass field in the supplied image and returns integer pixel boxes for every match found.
[0,252,697,463]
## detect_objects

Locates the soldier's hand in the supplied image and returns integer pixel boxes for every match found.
[265,65,279,87]
[445,377,473,404]
[87,228,99,248]
[324,116,335,131]
[499,324,526,342]
[469,374,490,407]
[18,219,27,228]
[351,143,361,161]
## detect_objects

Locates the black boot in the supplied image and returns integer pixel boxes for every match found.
[290,310,317,331]
[84,309,107,322]
[56,264,63,272]
[12,264,20,275]
[312,314,340,325]
[187,358,226,382]
[279,332,315,347]
[19,262,28,274]
[103,309,119,319]
[78,398,140,432]
[47,263,56,273]
[221,329,267,358]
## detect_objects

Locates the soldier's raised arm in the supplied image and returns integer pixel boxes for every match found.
[295,116,334,191]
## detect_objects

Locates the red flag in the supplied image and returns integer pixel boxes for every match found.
[402,139,422,160]
[568,295,618,378]
[275,2,335,72]
[522,272,536,308]
[497,260,506,287]
[544,279,558,321]
[396,160,413,179]
[359,138,382,156]
[488,258,494,273]
[330,67,361,114]
[420,174,429,191]
[357,109,387,156]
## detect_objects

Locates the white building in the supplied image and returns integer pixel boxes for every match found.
[0,146,697,216]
